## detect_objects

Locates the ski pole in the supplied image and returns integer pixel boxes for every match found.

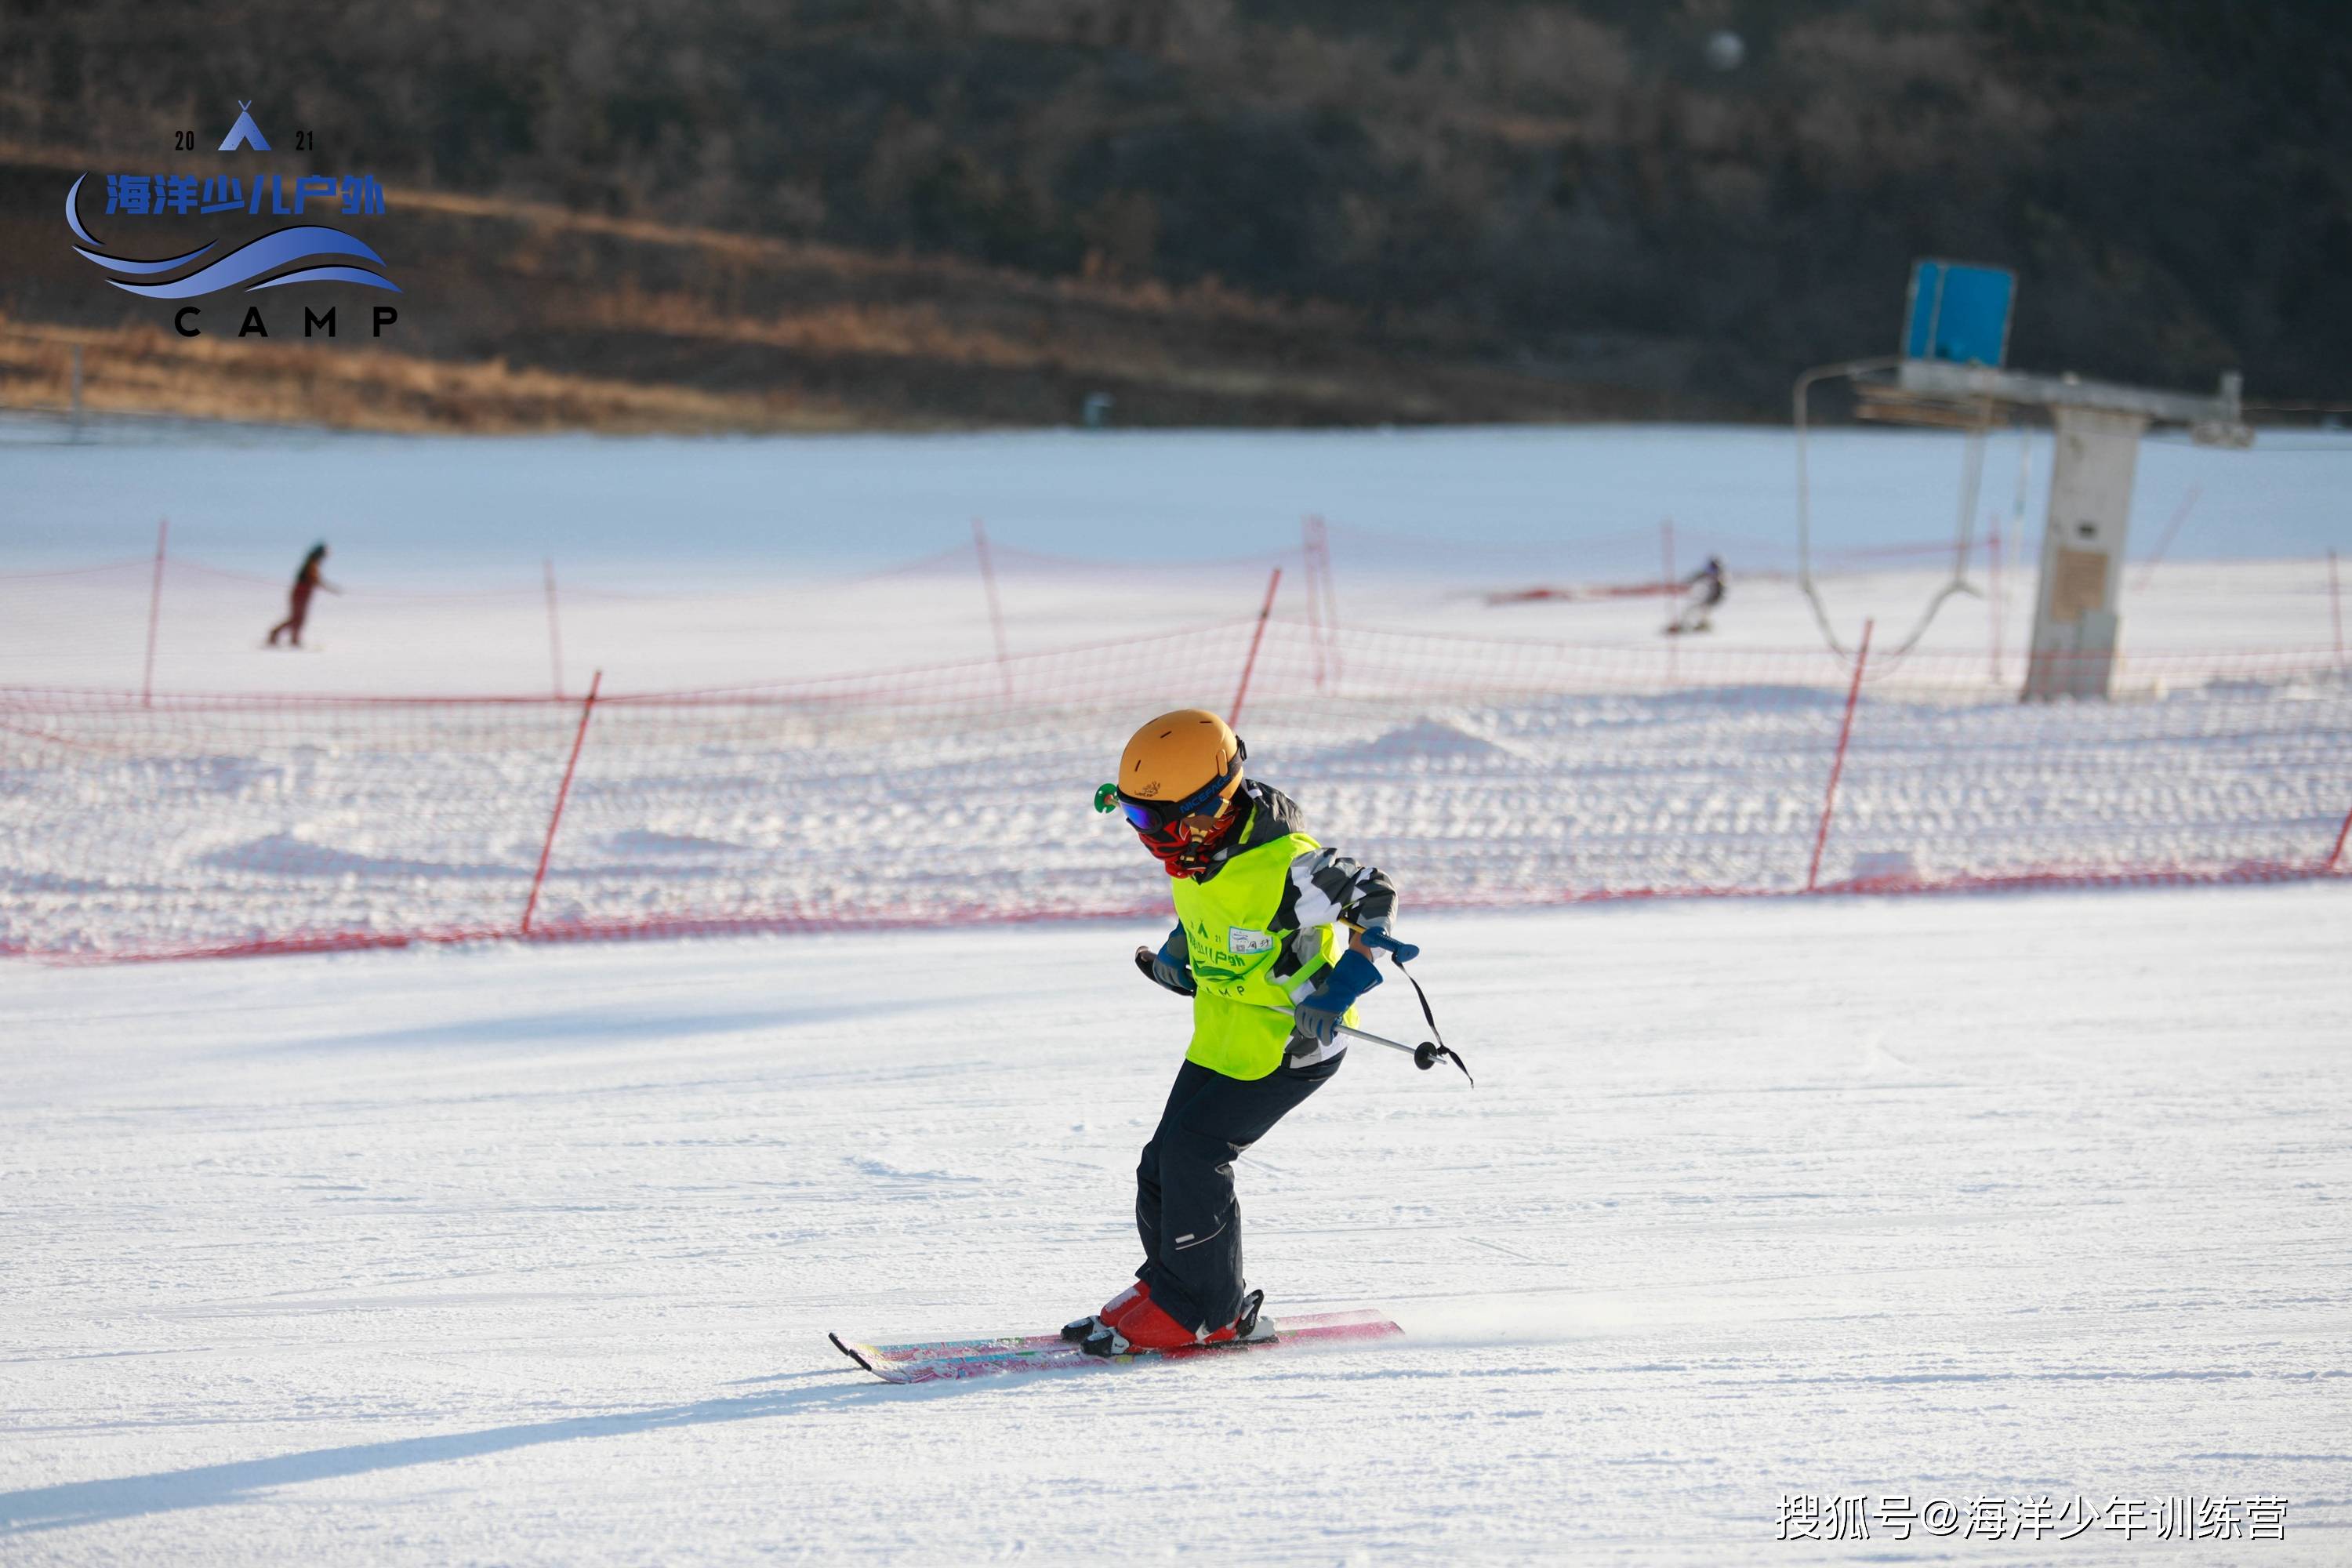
[1132,947,1473,1084]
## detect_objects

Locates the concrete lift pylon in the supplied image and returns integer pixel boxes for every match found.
[1794,260,2254,699]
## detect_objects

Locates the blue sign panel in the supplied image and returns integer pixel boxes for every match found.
[1902,260,2014,366]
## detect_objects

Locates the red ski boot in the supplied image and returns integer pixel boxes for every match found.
[1061,1279,1152,1343]
[1082,1289,1267,1356]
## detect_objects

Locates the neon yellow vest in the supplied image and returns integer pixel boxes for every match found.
[1171,827,1345,1080]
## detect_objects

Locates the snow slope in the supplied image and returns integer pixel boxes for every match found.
[5,549,2343,699]
[9,418,2350,572]
[4,889,2348,1564]
[5,418,2348,1561]
[8,673,2346,956]
[5,419,2348,698]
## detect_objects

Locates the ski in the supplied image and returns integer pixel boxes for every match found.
[829,1308,1401,1385]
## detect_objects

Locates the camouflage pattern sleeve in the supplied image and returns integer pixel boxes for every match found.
[1274,846,1397,935]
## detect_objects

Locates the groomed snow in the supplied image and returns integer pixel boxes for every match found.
[7,673,2347,956]
[4,888,2348,1563]
[5,418,2347,1562]
[6,419,2350,696]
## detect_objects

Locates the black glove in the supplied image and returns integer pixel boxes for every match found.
[1152,926,1195,995]
[1292,948,1381,1047]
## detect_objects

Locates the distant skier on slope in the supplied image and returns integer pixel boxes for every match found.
[265,542,340,648]
[1066,708,1417,1356]
[1666,554,1726,635]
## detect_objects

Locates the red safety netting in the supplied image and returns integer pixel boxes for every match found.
[2,620,2347,961]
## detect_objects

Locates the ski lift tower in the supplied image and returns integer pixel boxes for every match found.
[1800,260,2254,700]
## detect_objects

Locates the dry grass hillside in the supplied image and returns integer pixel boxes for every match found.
[0,145,1677,431]
[1,1,2343,430]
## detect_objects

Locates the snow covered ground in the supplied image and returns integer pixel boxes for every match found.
[10,417,2350,575]
[5,419,2347,1562]
[6,423,2345,957]
[4,890,2348,1563]
[6,672,2347,956]
[5,419,2348,696]
[5,548,2341,699]
[18,416,2352,571]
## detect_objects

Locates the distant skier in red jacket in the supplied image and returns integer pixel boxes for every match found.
[266,543,339,648]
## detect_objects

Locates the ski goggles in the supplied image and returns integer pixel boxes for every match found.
[1099,751,1243,833]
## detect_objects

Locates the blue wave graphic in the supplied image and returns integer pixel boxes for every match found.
[104,227,393,299]
[64,175,214,273]
[73,241,218,275]
[67,173,397,297]
[65,174,103,244]
[249,265,401,293]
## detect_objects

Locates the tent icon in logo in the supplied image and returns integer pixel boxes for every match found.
[219,101,270,153]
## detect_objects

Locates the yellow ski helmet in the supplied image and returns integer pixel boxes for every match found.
[1102,709,1245,831]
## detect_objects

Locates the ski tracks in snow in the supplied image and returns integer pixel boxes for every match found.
[3,889,2349,1562]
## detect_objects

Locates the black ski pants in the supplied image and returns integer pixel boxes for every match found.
[1134,1054,1340,1333]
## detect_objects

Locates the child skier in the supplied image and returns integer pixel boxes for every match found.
[1068,708,1415,1356]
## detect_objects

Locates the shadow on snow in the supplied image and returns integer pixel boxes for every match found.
[0,1375,936,1534]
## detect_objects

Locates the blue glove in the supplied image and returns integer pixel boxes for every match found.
[1360,926,1420,964]
[1152,926,1195,995]
[1293,949,1381,1047]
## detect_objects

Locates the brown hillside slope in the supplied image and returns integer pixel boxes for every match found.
[5,0,2343,431]
[1,147,1690,433]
